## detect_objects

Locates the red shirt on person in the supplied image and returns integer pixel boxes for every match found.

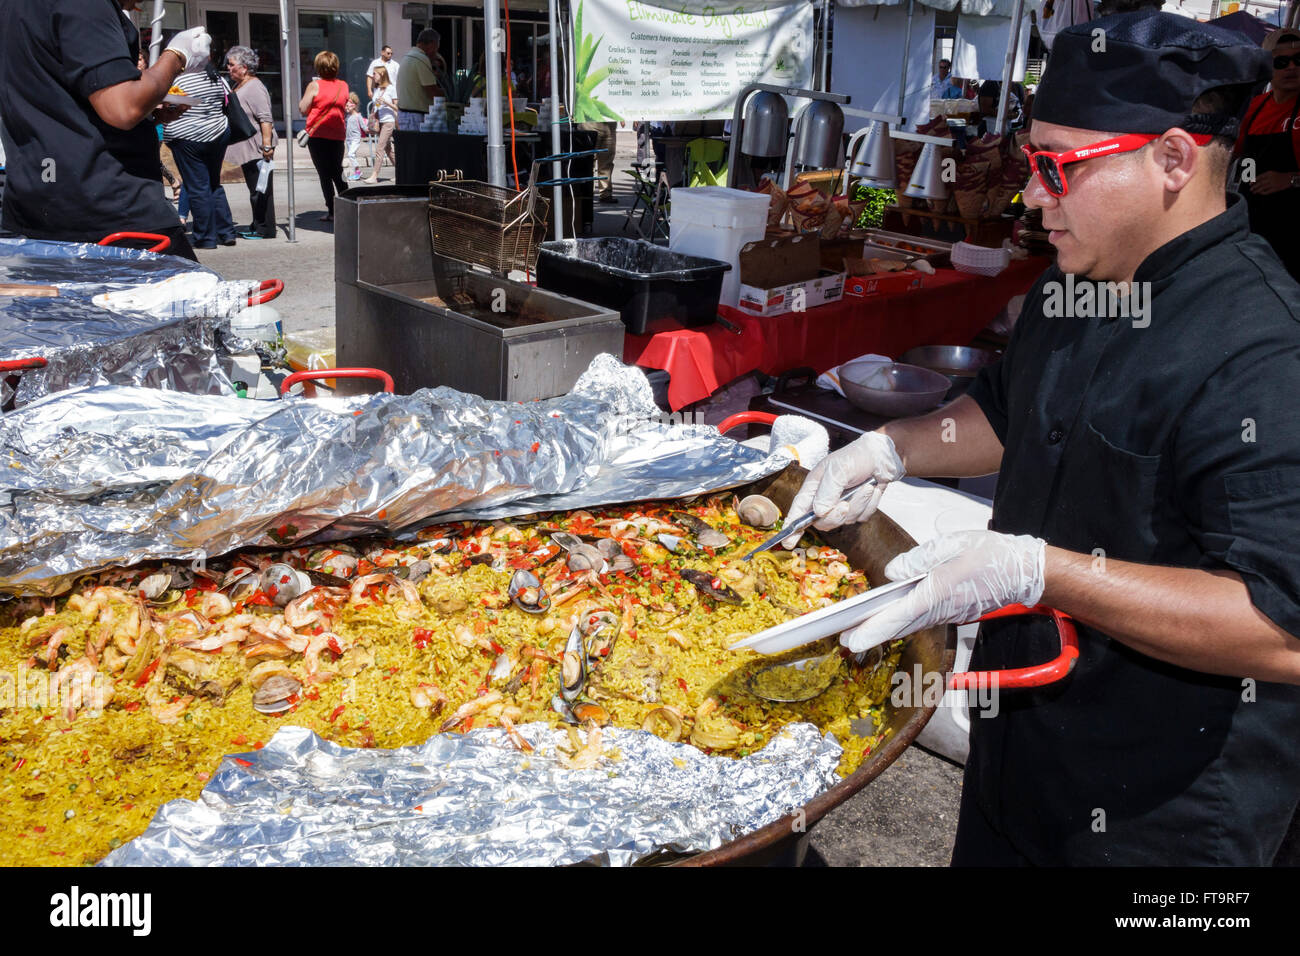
[1235,91,1300,158]
[305,77,348,140]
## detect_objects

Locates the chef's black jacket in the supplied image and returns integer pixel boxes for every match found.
[964,194,1300,865]
[0,0,178,242]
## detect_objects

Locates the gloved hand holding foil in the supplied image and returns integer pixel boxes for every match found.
[838,530,1046,653]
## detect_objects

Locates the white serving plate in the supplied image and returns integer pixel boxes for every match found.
[163,93,197,105]
[728,573,927,656]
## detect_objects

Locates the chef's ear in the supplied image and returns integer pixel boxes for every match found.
[1153,128,1203,193]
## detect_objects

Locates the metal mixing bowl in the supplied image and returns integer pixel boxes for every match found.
[839,361,952,417]
[899,345,999,399]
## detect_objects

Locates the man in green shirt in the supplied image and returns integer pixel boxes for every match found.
[397,29,442,131]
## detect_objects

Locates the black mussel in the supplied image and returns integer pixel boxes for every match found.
[679,568,745,606]
[560,623,588,703]
[508,569,550,614]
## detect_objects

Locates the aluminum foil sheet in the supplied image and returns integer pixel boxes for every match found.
[0,238,236,406]
[0,355,785,595]
[101,722,842,866]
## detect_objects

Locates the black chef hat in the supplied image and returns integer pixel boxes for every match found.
[1034,10,1272,139]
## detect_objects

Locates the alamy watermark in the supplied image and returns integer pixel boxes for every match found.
[1042,274,1151,327]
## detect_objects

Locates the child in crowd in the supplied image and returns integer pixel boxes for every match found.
[344,93,365,180]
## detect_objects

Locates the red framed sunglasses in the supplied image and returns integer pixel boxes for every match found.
[1021,132,1213,197]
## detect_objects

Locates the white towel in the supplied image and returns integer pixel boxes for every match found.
[815,353,892,397]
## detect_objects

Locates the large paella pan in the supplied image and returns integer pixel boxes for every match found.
[0,462,1072,865]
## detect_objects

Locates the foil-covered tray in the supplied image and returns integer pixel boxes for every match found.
[0,237,239,407]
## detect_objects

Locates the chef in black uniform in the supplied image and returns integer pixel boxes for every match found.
[786,11,1300,865]
[0,0,212,259]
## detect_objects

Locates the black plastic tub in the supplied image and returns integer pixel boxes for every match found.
[536,238,730,334]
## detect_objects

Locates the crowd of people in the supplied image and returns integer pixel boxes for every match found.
[0,3,453,255]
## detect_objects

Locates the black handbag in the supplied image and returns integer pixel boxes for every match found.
[222,77,258,142]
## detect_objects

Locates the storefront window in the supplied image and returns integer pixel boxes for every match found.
[249,12,285,125]
[298,9,376,101]
[137,1,187,60]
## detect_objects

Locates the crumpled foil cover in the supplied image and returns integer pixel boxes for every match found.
[101,722,842,866]
[0,355,785,595]
[0,238,235,406]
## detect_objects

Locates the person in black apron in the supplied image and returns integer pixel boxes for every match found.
[784,11,1300,866]
[1238,30,1300,278]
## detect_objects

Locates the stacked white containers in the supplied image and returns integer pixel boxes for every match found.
[668,187,770,308]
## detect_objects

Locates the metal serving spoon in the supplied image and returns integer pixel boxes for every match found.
[740,478,878,561]
[748,645,886,703]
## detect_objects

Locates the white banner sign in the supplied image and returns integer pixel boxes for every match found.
[570,0,815,122]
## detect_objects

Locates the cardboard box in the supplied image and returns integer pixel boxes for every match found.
[736,235,847,317]
[844,272,927,297]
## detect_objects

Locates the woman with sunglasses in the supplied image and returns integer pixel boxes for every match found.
[1236,29,1300,279]
[783,11,1300,867]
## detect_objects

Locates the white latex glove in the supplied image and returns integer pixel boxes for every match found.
[782,431,905,547]
[165,27,213,73]
[839,530,1046,653]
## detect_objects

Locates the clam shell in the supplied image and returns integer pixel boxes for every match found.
[252,674,302,713]
[737,494,781,529]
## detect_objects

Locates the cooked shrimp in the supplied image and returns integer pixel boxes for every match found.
[283,593,322,629]
[304,631,346,677]
[499,712,533,752]
[248,616,309,653]
[42,627,70,670]
[410,682,449,715]
[180,629,247,652]
[145,685,194,725]
[561,721,603,770]
[53,657,110,721]
[438,690,503,732]
[349,573,421,606]
[200,591,233,619]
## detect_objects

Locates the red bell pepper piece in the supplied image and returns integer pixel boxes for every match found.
[133,657,161,688]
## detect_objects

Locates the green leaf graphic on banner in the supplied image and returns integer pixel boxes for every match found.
[572,0,624,123]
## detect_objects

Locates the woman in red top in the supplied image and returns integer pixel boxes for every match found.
[298,50,349,222]
[1237,28,1300,277]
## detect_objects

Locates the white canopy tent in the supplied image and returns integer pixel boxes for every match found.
[832,0,1045,133]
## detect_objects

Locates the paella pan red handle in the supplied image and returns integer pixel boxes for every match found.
[248,279,284,306]
[0,357,48,374]
[717,411,777,435]
[948,603,1079,690]
[97,232,172,254]
[280,368,395,396]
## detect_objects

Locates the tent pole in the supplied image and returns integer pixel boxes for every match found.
[897,0,914,122]
[148,0,166,65]
[995,0,1026,136]
[280,0,297,242]
[548,0,564,239]
[820,0,832,92]
[485,1,507,187]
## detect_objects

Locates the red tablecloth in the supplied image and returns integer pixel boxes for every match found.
[624,258,1048,410]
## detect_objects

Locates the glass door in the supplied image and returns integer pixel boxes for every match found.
[200,6,286,127]
[297,9,376,108]
[201,7,241,71]
[248,12,284,127]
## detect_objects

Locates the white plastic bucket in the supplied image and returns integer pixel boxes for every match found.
[668,187,770,308]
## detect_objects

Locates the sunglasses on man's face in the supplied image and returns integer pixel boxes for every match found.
[1274,53,1300,70]
[1021,131,1213,198]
